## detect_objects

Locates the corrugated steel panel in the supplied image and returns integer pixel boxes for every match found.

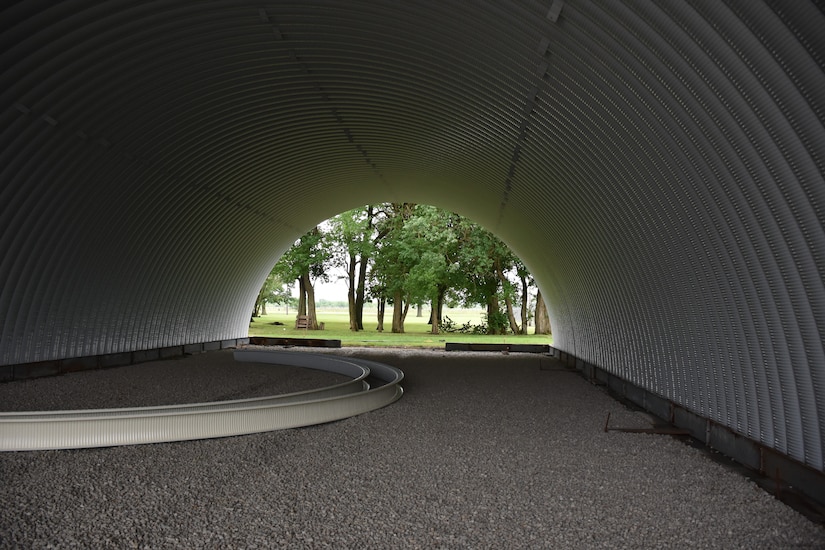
[0,0,823,470]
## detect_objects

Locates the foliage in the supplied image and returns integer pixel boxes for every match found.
[253,269,293,317]
[273,227,330,283]
[483,310,511,334]
[438,315,487,334]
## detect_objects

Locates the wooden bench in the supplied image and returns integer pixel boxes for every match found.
[294,315,323,330]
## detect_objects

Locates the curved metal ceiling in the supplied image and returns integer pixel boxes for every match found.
[1,1,824,471]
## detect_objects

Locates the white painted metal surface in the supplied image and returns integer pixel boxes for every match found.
[0,351,404,451]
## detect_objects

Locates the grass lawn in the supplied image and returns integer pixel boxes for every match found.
[249,307,553,348]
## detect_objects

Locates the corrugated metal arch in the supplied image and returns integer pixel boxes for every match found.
[1,0,823,471]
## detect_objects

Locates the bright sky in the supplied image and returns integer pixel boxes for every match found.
[314,277,350,301]
[287,269,351,302]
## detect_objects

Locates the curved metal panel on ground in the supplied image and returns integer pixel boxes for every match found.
[0,2,823,470]
[0,351,404,451]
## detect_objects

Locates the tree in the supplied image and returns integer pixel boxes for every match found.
[368,204,465,334]
[372,282,387,331]
[494,252,521,334]
[327,206,379,331]
[252,268,293,317]
[516,261,532,334]
[401,206,462,334]
[272,226,330,330]
[370,203,419,333]
[453,221,512,334]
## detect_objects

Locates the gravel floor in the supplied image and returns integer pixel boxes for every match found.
[1,348,823,549]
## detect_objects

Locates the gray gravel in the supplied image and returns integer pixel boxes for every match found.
[1,348,823,549]
[0,350,350,411]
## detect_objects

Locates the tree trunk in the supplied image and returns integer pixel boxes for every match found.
[437,287,445,325]
[503,294,519,334]
[355,253,368,330]
[535,289,551,335]
[347,252,358,331]
[302,272,319,330]
[496,264,520,334]
[391,290,405,333]
[430,297,439,334]
[347,292,357,330]
[486,295,501,335]
[261,301,267,316]
[416,304,423,317]
[297,277,307,317]
[253,287,264,317]
[519,274,529,334]
[354,205,375,331]
[376,296,385,332]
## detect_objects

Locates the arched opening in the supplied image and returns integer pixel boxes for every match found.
[249,203,553,345]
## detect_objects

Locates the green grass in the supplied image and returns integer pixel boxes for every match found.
[249,307,553,348]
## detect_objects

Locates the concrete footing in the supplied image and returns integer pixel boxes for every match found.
[445,342,550,353]
[1,338,250,382]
